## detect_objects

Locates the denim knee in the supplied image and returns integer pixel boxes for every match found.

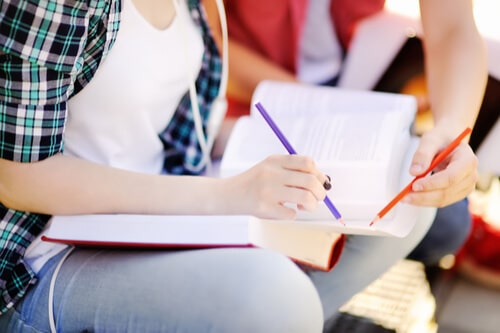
[5,248,325,333]
[231,250,324,333]
[408,199,471,265]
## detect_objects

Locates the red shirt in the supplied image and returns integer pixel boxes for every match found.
[224,0,385,116]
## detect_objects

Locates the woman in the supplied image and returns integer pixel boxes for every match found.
[0,0,452,332]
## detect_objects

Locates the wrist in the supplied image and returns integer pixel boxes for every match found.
[429,120,472,143]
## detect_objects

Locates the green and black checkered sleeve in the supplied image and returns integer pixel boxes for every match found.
[0,0,120,162]
[0,0,120,314]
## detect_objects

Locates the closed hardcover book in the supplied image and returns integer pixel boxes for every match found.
[42,214,345,271]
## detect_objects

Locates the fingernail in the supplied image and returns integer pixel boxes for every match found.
[411,164,424,174]
[413,183,423,191]
[323,175,332,190]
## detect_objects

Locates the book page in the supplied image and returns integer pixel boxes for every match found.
[248,217,344,270]
[277,112,390,162]
[273,203,434,238]
[251,80,417,118]
[221,82,416,220]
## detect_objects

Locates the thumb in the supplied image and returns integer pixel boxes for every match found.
[410,131,445,176]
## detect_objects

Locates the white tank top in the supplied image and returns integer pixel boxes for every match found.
[64,0,203,174]
[25,0,204,273]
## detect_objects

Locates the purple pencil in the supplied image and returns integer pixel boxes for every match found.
[254,101,344,224]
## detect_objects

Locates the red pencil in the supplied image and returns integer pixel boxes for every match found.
[370,127,472,227]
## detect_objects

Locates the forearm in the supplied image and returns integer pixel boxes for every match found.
[226,40,298,104]
[404,1,485,207]
[425,32,487,133]
[201,0,297,104]
[420,0,488,138]
[0,154,226,216]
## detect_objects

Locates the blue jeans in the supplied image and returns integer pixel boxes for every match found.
[0,208,434,333]
[408,199,471,266]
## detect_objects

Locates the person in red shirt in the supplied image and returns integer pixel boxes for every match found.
[205,0,487,268]
[209,0,385,119]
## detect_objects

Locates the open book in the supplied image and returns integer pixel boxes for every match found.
[42,214,345,271]
[220,80,421,237]
[42,81,422,271]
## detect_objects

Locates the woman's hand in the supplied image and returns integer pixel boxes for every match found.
[403,127,478,207]
[223,154,329,219]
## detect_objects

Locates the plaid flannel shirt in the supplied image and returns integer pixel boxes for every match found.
[0,0,222,314]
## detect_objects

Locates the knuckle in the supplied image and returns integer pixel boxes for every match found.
[303,201,318,211]
[302,195,318,211]
[297,190,314,205]
[305,174,318,189]
[437,189,453,207]
[294,155,315,170]
[446,173,458,187]
[471,153,479,168]
[303,156,316,169]
[266,154,280,164]
[471,170,479,185]
[437,194,448,207]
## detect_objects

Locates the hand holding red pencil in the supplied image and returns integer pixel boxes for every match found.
[371,127,473,226]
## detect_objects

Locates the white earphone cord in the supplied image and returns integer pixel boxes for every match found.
[206,0,229,160]
[48,246,75,333]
